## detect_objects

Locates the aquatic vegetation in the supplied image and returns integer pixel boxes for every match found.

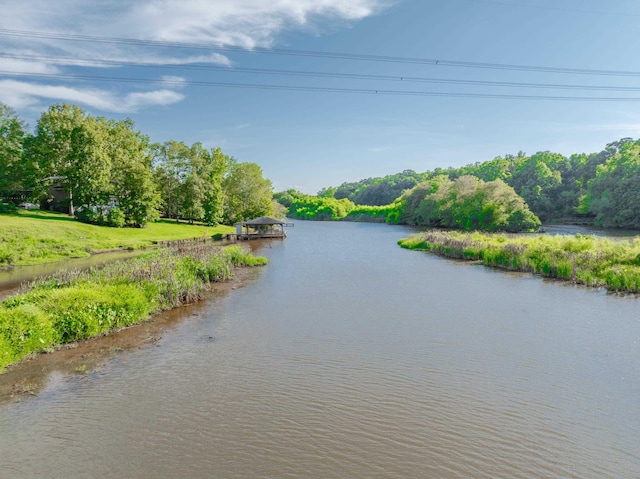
[399,231,640,293]
[0,244,267,370]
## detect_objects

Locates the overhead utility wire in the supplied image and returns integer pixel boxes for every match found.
[2,28,640,78]
[3,70,640,102]
[2,52,640,92]
[460,0,640,17]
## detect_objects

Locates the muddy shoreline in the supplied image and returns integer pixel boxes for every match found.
[0,267,258,404]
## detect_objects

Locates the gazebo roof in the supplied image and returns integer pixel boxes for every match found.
[242,216,286,226]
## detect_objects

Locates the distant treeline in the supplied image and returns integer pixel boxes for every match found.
[0,103,275,227]
[276,175,540,232]
[277,137,640,231]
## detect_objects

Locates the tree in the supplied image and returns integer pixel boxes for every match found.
[0,103,27,198]
[152,141,190,219]
[508,151,570,221]
[402,175,540,232]
[152,142,229,225]
[202,147,229,225]
[581,140,640,228]
[223,162,273,223]
[67,116,111,208]
[108,119,161,227]
[27,104,88,214]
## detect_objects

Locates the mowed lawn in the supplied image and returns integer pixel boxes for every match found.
[0,210,234,266]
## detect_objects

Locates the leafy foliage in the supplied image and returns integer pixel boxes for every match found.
[0,103,27,197]
[401,176,540,232]
[581,139,640,228]
[1,103,277,228]
[222,162,274,223]
[274,189,355,220]
[329,170,429,206]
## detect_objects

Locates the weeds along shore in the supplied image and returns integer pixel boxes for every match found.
[399,231,640,293]
[0,244,267,371]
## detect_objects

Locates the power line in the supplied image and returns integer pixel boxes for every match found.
[460,0,640,17]
[2,52,640,92]
[3,70,640,102]
[1,28,640,77]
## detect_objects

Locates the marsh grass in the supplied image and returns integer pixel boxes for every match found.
[0,210,234,266]
[399,230,640,293]
[0,244,267,370]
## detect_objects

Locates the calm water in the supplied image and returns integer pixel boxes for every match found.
[0,250,142,301]
[1,221,639,478]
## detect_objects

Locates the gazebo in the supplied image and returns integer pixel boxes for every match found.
[236,216,290,240]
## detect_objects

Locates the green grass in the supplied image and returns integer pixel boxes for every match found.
[0,210,234,266]
[0,243,267,370]
[399,230,640,293]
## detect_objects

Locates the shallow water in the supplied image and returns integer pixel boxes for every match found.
[1,221,639,478]
[0,250,142,300]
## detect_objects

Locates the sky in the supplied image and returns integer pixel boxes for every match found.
[1,0,640,194]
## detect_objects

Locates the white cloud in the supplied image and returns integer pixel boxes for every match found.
[0,79,184,112]
[0,0,389,113]
[123,90,184,110]
[0,58,60,74]
[120,0,386,47]
[0,0,386,52]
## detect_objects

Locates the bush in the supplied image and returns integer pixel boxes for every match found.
[75,208,101,225]
[107,208,126,227]
[0,202,18,213]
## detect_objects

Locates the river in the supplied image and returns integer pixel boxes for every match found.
[0,221,639,478]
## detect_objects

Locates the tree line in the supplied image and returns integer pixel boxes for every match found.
[0,103,274,227]
[276,174,540,233]
[305,137,640,230]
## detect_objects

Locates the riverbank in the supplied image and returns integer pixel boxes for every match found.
[0,265,260,403]
[399,230,640,293]
[0,244,267,372]
[0,210,234,267]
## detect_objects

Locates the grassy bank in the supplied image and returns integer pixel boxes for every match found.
[399,231,640,293]
[0,210,234,266]
[0,244,267,370]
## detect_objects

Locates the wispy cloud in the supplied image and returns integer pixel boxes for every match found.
[0,79,184,112]
[0,0,388,113]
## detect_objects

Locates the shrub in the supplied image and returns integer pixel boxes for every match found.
[0,203,18,213]
[107,208,126,228]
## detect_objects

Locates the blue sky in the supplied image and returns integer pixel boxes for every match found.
[2,0,640,194]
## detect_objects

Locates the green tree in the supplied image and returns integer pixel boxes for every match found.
[67,116,111,209]
[403,175,540,232]
[223,162,274,223]
[27,104,88,214]
[582,140,640,228]
[0,103,27,198]
[152,142,229,225]
[274,189,355,220]
[202,147,229,225]
[507,151,570,221]
[152,141,190,219]
[108,119,161,227]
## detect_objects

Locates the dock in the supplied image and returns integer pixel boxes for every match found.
[229,216,292,241]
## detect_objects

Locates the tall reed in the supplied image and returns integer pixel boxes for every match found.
[399,231,640,293]
[0,244,267,370]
